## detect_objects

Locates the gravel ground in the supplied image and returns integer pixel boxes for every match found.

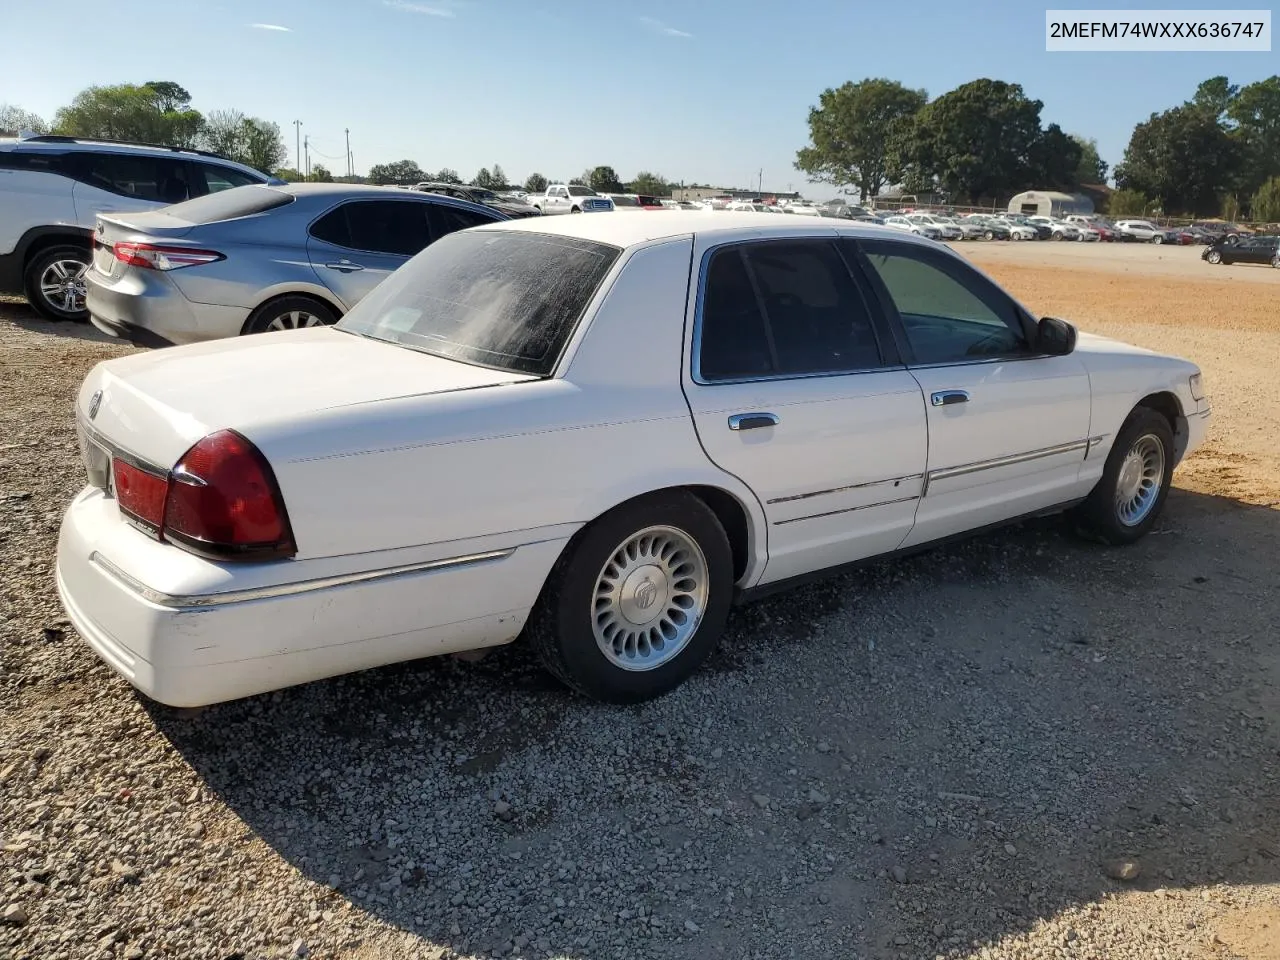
[2,246,1279,960]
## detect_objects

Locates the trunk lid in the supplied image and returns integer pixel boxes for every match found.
[91,212,201,279]
[76,327,535,469]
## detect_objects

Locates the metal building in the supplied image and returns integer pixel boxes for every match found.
[1007,190,1094,217]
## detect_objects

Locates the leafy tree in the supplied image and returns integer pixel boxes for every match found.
[1107,188,1148,216]
[0,103,49,134]
[473,167,501,189]
[368,159,427,185]
[239,119,286,175]
[587,165,624,192]
[201,109,247,159]
[570,170,591,186]
[309,163,333,183]
[1115,104,1242,215]
[1192,76,1240,122]
[893,79,1045,203]
[1227,75,1280,194]
[1070,135,1109,184]
[432,168,463,184]
[1251,176,1280,222]
[273,167,305,182]
[1221,193,1242,221]
[629,171,671,196]
[54,81,203,146]
[524,172,548,193]
[1026,123,1082,192]
[794,78,927,201]
[490,164,508,190]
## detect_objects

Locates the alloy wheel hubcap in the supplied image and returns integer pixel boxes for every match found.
[40,259,88,313]
[592,525,708,672]
[267,310,325,331]
[1115,434,1165,527]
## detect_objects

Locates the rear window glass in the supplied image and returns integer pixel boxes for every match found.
[609,195,639,206]
[156,185,294,223]
[567,185,596,197]
[336,230,619,376]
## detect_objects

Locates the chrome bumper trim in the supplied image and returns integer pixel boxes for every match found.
[90,548,516,610]
[928,439,1089,485]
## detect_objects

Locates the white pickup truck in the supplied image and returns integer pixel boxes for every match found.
[528,184,615,215]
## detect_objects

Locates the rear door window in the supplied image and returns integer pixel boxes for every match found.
[195,163,263,194]
[428,202,501,240]
[73,152,192,203]
[310,200,432,256]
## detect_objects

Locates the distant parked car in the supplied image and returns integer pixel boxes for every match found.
[883,215,941,239]
[1003,215,1052,240]
[1113,220,1177,244]
[906,214,961,240]
[1028,217,1082,241]
[1201,233,1279,267]
[415,182,540,218]
[85,183,506,347]
[527,184,615,215]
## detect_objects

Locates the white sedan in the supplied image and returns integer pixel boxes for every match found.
[57,214,1211,707]
[883,215,941,239]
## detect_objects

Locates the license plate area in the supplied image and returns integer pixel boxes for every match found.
[92,239,116,278]
[78,423,113,494]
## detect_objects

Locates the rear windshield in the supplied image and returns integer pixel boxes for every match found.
[610,194,639,206]
[154,185,294,223]
[335,230,621,376]
[567,185,597,197]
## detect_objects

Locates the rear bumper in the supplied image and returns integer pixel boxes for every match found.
[86,269,249,346]
[56,487,563,707]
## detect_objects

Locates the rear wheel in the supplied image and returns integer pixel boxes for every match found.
[983,230,994,240]
[1072,407,1175,545]
[1272,255,1279,269]
[570,206,582,214]
[24,245,91,322]
[528,491,733,703]
[243,295,338,335]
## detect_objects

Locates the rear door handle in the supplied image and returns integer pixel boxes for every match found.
[728,412,779,431]
[325,260,365,273]
[931,390,969,407]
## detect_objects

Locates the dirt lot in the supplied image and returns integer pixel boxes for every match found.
[2,243,1279,960]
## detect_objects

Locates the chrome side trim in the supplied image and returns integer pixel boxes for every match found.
[767,474,923,505]
[90,548,517,610]
[1084,434,1110,460]
[928,439,1089,485]
[774,495,920,525]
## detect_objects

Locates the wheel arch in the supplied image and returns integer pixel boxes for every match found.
[243,289,346,335]
[1135,390,1191,464]
[17,225,94,267]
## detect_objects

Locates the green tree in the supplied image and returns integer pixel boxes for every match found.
[1192,76,1240,122]
[0,103,49,134]
[490,164,508,190]
[1251,176,1280,222]
[309,163,333,183]
[587,165,624,192]
[794,78,927,201]
[1070,135,1109,184]
[1107,188,1148,216]
[524,172,548,193]
[1027,123,1083,192]
[54,81,203,146]
[1227,75,1280,194]
[200,111,286,173]
[893,79,1046,203]
[432,168,463,184]
[629,171,671,196]
[1220,193,1242,221]
[1115,104,1242,215]
[569,173,589,186]
[273,167,305,182]
[368,159,426,185]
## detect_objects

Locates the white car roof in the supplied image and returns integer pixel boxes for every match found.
[472,211,936,250]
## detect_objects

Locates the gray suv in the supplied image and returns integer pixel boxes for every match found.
[85,183,506,347]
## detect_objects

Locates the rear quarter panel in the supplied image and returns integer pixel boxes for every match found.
[244,238,768,581]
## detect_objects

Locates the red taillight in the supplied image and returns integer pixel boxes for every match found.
[112,242,224,271]
[112,458,169,534]
[162,431,295,560]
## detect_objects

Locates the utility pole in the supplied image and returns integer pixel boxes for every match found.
[758,168,763,193]
[344,128,351,177]
[303,135,310,180]
[293,120,302,172]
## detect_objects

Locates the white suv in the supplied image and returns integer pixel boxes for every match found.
[0,134,277,321]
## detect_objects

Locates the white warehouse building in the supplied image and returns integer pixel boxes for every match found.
[1008,190,1095,218]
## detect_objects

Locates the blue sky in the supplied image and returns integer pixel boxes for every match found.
[3,0,1274,196]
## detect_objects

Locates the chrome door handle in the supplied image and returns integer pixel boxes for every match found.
[728,412,779,431]
[325,260,364,273]
[931,390,969,407]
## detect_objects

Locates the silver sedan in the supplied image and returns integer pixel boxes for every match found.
[85,183,506,347]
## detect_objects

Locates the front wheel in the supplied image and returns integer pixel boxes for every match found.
[1207,250,1222,264]
[570,206,582,214]
[25,245,91,322]
[1272,255,1280,269]
[984,230,994,240]
[528,491,733,703]
[1072,408,1175,545]
[1152,234,1164,245]
[243,295,338,335]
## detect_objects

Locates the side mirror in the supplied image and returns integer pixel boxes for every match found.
[1037,316,1077,356]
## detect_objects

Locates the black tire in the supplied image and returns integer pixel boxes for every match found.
[1072,407,1175,546]
[1152,234,1164,245]
[984,230,994,240]
[570,206,582,214]
[243,295,338,335]
[527,491,733,703]
[24,244,91,322]
[1207,250,1222,264]
[1272,255,1279,269]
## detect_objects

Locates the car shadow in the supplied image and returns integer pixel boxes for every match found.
[149,487,1280,959]
[1,300,124,344]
